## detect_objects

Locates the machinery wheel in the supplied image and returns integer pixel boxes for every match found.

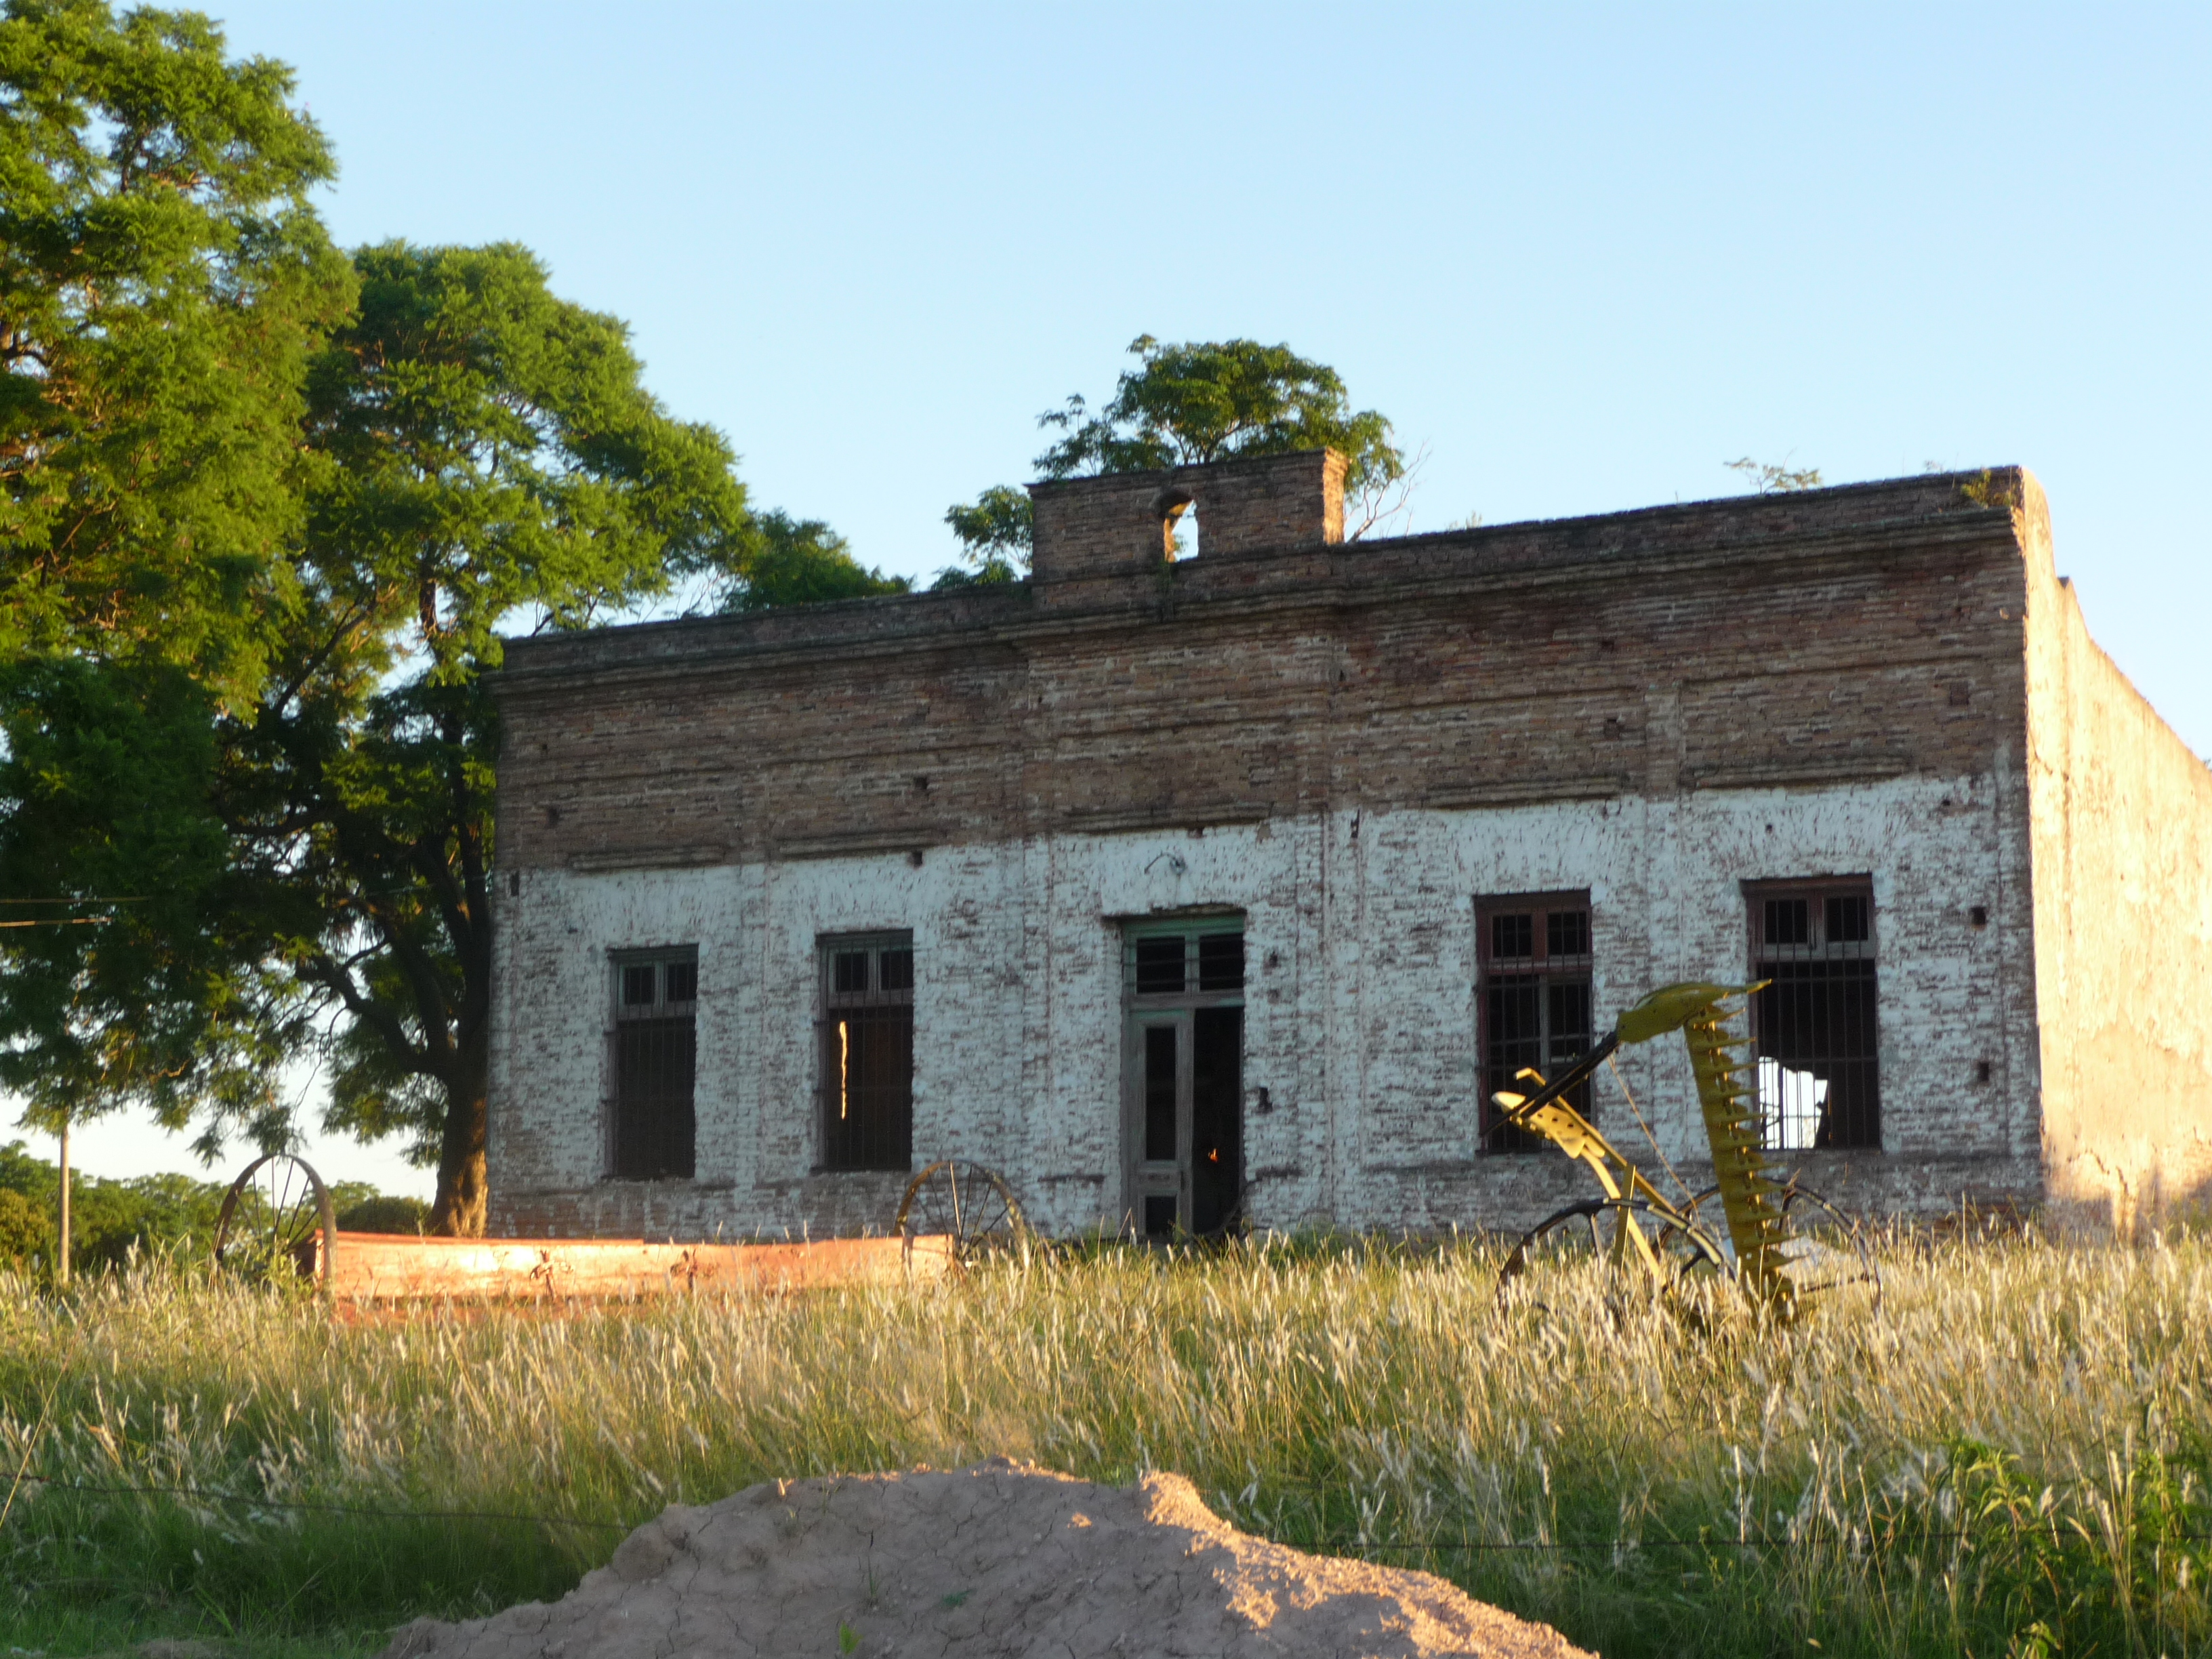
[1496,1196,1729,1307]
[213,1153,336,1295]
[1685,1179,1882,1315]
[895,1160,1029,1267]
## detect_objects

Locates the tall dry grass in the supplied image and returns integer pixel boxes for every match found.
[2,1229,2208,1657]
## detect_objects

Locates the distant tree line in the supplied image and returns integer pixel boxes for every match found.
[0,1140,424,1278]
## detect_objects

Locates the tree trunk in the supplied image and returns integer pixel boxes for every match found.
[430,1046,489,1237]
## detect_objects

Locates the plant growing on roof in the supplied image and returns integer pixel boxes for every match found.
[940,335,1413,583]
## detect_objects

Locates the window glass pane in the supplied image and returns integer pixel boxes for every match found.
[611,1015,695,1179]
[1490,914,1534,961]
[1479,893,1594,1155]
[879,947,914,991]
[1826,894,1870,944]
[1197,933,1244,991]
[661,960,697,1004]
[1763,897,1809,948]
[821,1006,914,1171]
[833,950,870,994]
[1134,937,1186,994]
[621,962,657,1006]
[1144,1025,1177,1161]
[1547,979,1593,1057]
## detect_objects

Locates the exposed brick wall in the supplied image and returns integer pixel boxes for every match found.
[1028,449,1347,590]
[495,471,2030,873]
[485,466,2089,1240]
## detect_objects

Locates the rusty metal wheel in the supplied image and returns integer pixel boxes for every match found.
[213,1153,335,1295]
[895,1160,1028,1268]
[1496,1196,1730,1311]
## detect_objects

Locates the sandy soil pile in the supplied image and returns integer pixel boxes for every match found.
[379,1459,1589,1659]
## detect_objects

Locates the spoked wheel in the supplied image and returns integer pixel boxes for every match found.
[895,1160,1029,1269]
[1687,1179,1882,1315]
[213,1153,335,1295]
[1496,1197,1730,1310]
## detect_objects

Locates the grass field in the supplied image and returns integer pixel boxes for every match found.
[2,1227,2207,1659]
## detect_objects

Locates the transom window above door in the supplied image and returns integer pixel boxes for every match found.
[1125,922,1245,999]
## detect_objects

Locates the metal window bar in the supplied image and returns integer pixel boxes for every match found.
[1477,897,1594,1153]
[1749,882,1880,1151]
[819,935,915,1172]
[610,954,697,1180]
[1124,924,1246,1000]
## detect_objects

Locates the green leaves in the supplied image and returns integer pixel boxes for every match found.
[941,484,1034,579]
[306,241,752,679]
[0,656,301,1140]
[720,510,908,611]
[943,335,1410,577]
[0,0,354,701]
[1034,335,1404,498]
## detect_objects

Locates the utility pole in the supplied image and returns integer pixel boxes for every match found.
[56,1113,70,1288]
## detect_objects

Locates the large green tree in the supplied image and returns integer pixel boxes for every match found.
[0,0,352,697]
[942,335,1409,579]
[0,10,901,1233]
[257,241,752,1233]
[0,242,756,1233]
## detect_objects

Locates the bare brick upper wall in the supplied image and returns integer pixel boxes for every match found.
[501,468,2027,684]
[491,468,2036,871]
[1028,450,1349,588]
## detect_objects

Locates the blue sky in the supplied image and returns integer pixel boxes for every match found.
[54,2,2212,1193]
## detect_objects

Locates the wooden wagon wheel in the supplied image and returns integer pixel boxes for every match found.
[1685,1178,1883,1315]
[894,1160,1029,1267]
[1496,1195,1730,1313]
[213,1153,336,1295]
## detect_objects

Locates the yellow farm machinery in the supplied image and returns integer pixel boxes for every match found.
[1492,981,1879,1318]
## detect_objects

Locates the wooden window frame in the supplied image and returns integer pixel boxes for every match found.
[1475,891,1595,1154]
[817,931,916,1174]
[607,947,698,1181]
[1745,876,1881,1151]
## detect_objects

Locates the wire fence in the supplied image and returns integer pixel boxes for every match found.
[13,1471,2211,1559]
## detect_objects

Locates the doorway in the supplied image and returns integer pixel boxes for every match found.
[1122,918,1244,1238]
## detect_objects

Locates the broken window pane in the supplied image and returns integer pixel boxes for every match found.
[1751,880,1879,1149]
[1191,1007,1244,1235]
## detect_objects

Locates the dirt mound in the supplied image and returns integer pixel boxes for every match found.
[380,1460,1589,1659]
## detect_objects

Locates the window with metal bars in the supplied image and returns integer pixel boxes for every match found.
[1747,880,1879,1151]
[819,933,914,1172]
[1126,926,1246,998]
[609,951,697,1180]
[1477,893,1595,1153]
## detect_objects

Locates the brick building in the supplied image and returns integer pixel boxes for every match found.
[485,456,2212,1241]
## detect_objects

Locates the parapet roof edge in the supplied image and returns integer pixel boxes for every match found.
[493,466,2027,680]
